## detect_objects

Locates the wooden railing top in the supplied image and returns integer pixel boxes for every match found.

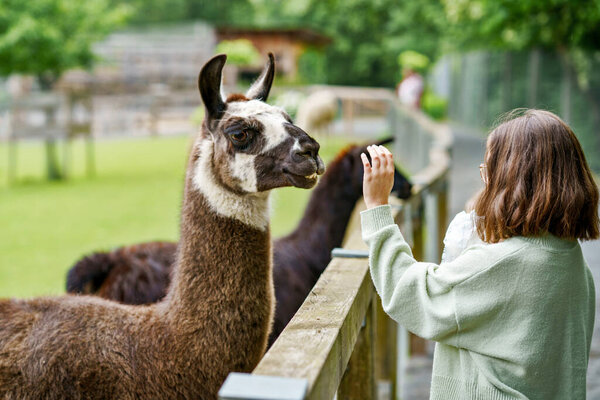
[253,218,372,400]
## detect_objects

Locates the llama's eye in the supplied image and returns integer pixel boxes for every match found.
[231,131,249,144]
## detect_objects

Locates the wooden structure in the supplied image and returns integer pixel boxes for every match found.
[76,22,216,93]
[216,28,331,80]
[219,94,452,400]
[5,91,95,182]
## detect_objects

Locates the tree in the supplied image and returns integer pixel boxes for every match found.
[113,0,255,26]
[0,0,131,88]
[0,0,130,180]
[440,0,600,168]
[441,0,600,52]
[215,39,260,66]
[247,0,446,87]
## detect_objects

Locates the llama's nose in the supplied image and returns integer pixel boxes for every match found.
[285,123,324,174]
[293,141,324,174]
[293,146,316,161]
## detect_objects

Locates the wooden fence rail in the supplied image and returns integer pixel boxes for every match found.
[219,95,452,400]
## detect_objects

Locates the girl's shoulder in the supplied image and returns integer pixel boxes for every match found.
[505,233,580,254]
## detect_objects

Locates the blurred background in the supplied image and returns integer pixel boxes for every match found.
[1,0,600,298]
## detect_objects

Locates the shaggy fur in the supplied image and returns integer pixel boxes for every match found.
[0,53,323,399]
[66,140,412,347]
[66,242,175,305]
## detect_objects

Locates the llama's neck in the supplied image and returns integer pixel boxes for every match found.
[280,163,360,274]
[163,141,274,365]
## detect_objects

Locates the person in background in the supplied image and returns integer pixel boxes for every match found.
[397,67,424,109]
[360,109,598,399]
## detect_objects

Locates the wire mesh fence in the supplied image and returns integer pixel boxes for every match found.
[433,50,600,172]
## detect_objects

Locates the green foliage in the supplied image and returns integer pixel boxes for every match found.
[115,0,255,26]
[398,50,430,73]
[0,0,131,84]
[184,0,255,25]
[297,46,327,84]
[91,0,600,90]
[112,0,186,25]
[441,0,600,52]
[215,39,260,66]
[245,0,447,87]
[421,89,448,121]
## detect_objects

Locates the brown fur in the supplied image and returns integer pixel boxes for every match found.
[226,93,249,102]
[0,170,273,398]
[65,140,413,348]
[0,53,322,399]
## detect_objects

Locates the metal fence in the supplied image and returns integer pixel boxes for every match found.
[432,50,600,171]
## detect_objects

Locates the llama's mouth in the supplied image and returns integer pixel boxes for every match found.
[283,169,319,188]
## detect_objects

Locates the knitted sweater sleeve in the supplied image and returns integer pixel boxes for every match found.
[361,205,511,346]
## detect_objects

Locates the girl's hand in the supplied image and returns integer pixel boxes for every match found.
[361,145,395,209]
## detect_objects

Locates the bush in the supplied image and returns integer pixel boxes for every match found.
[422,89,448,121]
[215,39,260,66]
[298,47,327,84]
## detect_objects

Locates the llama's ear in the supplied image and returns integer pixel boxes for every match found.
[246,53,275,102]
[199,54,227,120]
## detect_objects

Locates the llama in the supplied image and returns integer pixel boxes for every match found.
[295,90,338,135]
[66,141,412,346]
[0,53,324,399]
[67,241,176,305]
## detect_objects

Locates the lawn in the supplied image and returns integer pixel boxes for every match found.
[0,134,354,298]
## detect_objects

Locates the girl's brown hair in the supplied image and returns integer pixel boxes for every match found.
[474,109,599,243]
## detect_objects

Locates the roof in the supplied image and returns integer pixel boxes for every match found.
[215,27,331,47]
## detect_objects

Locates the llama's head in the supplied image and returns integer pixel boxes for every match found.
[192,53,325,229]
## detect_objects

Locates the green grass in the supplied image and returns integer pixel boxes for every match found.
[0,135,352,298]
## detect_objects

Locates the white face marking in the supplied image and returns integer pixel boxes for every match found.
[193,139,269,230]
[230,153,258,193]
[189,99,301,230]
[226,100,291,152]
[292,139,302,152]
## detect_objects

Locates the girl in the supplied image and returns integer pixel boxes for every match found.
[360,109,598,399]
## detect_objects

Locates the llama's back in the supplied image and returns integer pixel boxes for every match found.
[0,299,34,394]
[0,296,156,398]
[0,294,222,399]
[67,241,176,304]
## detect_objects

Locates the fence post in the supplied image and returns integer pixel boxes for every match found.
[408,200,427,356]
[528,49,540,108]
[560,56,572,124]
[502,52,513,112]
[338,294,376,400]
[394,203,413,399]
[8,137,17,183]
[343,99,355,136]
[437,181,449,256]
[86,136,96,177]
[425,189,440,264]
[374,296,397,400]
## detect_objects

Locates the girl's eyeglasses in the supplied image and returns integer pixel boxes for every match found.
[479,163,488,185]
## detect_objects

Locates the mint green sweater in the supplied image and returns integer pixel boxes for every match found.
[361,205,595,400]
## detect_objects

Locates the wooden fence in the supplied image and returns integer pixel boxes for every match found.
[219,96,452,400]
[4,92,95,181]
